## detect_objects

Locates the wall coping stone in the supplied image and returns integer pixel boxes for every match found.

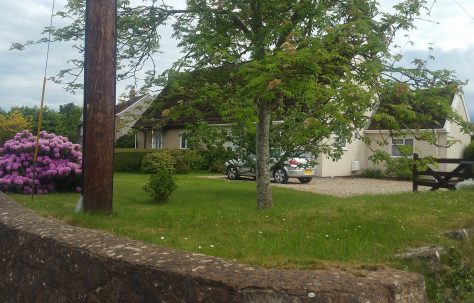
[0,193,427,302]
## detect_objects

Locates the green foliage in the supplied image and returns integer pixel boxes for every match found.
[7,103,83,142]
[16,0,470,209]
[0,110,31,145]
[430,247,474,303]
[114,148,204,173]
[464,141,474,174]
[12,106,62,135]
[58,103,83,142]
[465,141,474,159]
[385,157,413,180]
[13,173,474,294]
[186,122,234,171]
[168,149,204,174]
[115,131,136,148]
[360,168,385,179]
[141,151,176,174]
[372,84,460,134]
[208,160,225,173]
[114,149,156,172]
[464,142,474,167]
[143,170,177,203]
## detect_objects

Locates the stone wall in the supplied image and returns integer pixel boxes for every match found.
[0,193,427,302]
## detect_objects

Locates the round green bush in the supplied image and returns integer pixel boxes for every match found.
[384,157,413,180]
[464,141,474,159]
[169,149,204,174]
[143,170,177,202]
[464,141,474,173]
[208,160,225,173]
[141,151,176,174]
[115,132,136,148]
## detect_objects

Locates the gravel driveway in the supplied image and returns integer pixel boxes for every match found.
[207,175,418,197]
[272,177,417,197]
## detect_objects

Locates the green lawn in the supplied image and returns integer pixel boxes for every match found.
[10,173,474,270]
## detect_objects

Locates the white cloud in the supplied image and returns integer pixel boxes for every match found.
[383,0,474,52]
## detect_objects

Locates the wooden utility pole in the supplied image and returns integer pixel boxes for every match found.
[82,0,116,213]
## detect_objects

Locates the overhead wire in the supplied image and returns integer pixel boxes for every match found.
[32,0,56,198]
[453,0,474,20]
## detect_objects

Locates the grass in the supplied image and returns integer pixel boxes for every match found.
[10,173,474,270]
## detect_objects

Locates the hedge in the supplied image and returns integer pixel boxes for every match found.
[114,148,205,173]
[114,149,156,172]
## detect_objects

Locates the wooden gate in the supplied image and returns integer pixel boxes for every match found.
[412,153,474,192]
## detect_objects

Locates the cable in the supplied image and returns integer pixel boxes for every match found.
[453,0,474,20]
[32,0,56,198]
[428,0,437,16]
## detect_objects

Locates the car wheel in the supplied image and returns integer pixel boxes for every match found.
[273,168,288,184]
[298,177,312,184]
[226,165,239,180]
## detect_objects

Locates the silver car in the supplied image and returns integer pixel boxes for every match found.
[223,152,316,184]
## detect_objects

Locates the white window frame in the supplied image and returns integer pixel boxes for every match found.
[333,136,348,151]
[391,138,414,158]
[179,132,188,149]
[152,129,162,149]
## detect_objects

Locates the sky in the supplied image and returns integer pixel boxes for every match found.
[0,0,473,121]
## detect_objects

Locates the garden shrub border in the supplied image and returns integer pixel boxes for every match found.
[114,148,204,173]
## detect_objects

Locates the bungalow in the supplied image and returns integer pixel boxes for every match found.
[133,87,471,177]
[133,87,225,150]
[318,91,471,177]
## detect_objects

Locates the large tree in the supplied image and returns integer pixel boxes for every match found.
[8,103,83,142]
[0,110,31,145]
[13,0,469,209]
[58,102,83,142]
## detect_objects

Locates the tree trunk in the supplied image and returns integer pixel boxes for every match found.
[251,1,273,210]
[256,101,273,210]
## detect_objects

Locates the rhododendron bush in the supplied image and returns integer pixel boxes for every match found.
[0,130,82,194]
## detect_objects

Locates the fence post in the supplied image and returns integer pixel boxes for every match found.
[412,153,419,192]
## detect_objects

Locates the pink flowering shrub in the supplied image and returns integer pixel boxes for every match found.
[0,130,82,194]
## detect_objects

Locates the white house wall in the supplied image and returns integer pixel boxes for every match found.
[446,94,471,159]
[364,132,441,172]
[317,136,369,177]
[444,94,472,171]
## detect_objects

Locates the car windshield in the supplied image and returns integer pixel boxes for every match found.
[243,150,312,159]
[288,151,312,158]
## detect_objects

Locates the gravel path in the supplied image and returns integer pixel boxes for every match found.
[206,175,420,197]
[272,177,418,197]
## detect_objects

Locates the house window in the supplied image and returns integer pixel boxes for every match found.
[152,130,162,149]
[179,132,188,149]
[333,136,348,151]
[354,131,362,140]
[391,138,414,157]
